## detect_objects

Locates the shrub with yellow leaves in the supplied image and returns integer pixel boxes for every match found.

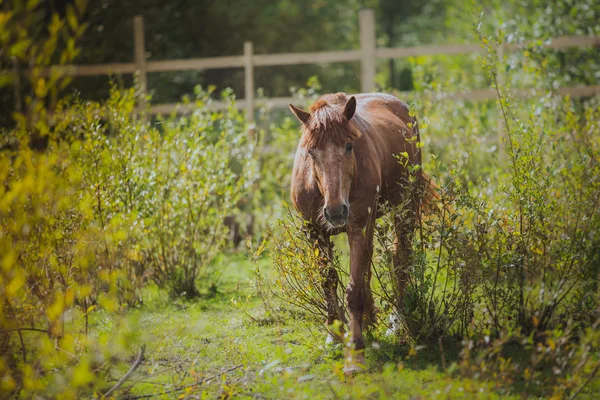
[0,84,255,397]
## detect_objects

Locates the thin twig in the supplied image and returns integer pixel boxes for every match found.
[0,328,52,335]
[107,379,167,387]
[17,330,26,363]
[569,363,600,400]
[104,345,146,398]
[438,337,446,370]
[122,364,243,400]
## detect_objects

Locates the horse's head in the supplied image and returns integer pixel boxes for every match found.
[289,93,361,228]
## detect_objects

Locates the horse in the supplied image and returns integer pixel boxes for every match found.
[288,92,425,371]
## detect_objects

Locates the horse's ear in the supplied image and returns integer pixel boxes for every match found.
[288,104,310,125]
[344,96,356,121]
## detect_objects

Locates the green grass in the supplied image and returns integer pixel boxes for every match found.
[92,255,524,399]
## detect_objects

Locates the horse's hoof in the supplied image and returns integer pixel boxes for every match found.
[343,352,366,374]
[325,333,335,345]
[385,312,401,336]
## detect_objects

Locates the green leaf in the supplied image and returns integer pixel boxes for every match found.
[9,39,31,58]
[26,0,40,10]
[66,4,78,31]
[0,12,15,29]
[0,72,14,88]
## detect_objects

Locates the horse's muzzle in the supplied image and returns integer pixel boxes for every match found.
[324,204,349,227]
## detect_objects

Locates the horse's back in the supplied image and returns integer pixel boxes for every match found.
[352,93,421,205]
[355,93,412,123]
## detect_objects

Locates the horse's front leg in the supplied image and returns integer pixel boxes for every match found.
[345,222,374,371]
[309,228,345,340]
[393,199,419,311]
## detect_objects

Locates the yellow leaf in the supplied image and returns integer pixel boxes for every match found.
[47,296,65,322]
[72,359,94,387]
[12,112,27,128]
[65,287,75,306]
[26,0,41,10]
[79,284,92,297]
[7,272,25,297]
[0,12,15,28]
[66,4,78,31]
[0,373,16,392]
[1,250,16,271]
[0,72,14,88]
[530,246,543,255]
[35,78,47,98]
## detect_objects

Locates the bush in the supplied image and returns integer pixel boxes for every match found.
[0,0,88,129]
[0,85,255,396]
[373,164,483,343]
[135,90,255,298]
[264,202,347,323]
[0,134,126,397]
[373,20,600,343]
[65,86,256,299]
[458,322,600,398]
[473,26,600,334]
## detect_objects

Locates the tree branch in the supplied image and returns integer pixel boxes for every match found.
[122,364,243,400]
[104,344,146,398]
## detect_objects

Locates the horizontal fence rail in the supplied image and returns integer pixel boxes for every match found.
[21,35,600,76]
[5,9,600,119]
[150,85,600,114]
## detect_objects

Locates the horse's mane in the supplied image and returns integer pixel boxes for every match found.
[300,93,362,149]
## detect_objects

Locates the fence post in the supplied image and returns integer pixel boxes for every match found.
[359,9,376,93]
[244,41,255,137]
[133,16,148,115]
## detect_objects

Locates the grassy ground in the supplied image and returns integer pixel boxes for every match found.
[92,254,527,399]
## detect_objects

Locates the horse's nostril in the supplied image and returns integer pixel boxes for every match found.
[325,204,348,223]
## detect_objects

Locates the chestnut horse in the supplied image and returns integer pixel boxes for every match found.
[289,92,425,370]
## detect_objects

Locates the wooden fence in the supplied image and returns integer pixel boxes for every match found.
[8,9,600,123]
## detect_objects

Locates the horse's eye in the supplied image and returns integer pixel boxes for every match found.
[346,143,354,153]
[307,149,315,158]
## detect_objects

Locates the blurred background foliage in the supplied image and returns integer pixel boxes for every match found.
[2,0,599,117]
